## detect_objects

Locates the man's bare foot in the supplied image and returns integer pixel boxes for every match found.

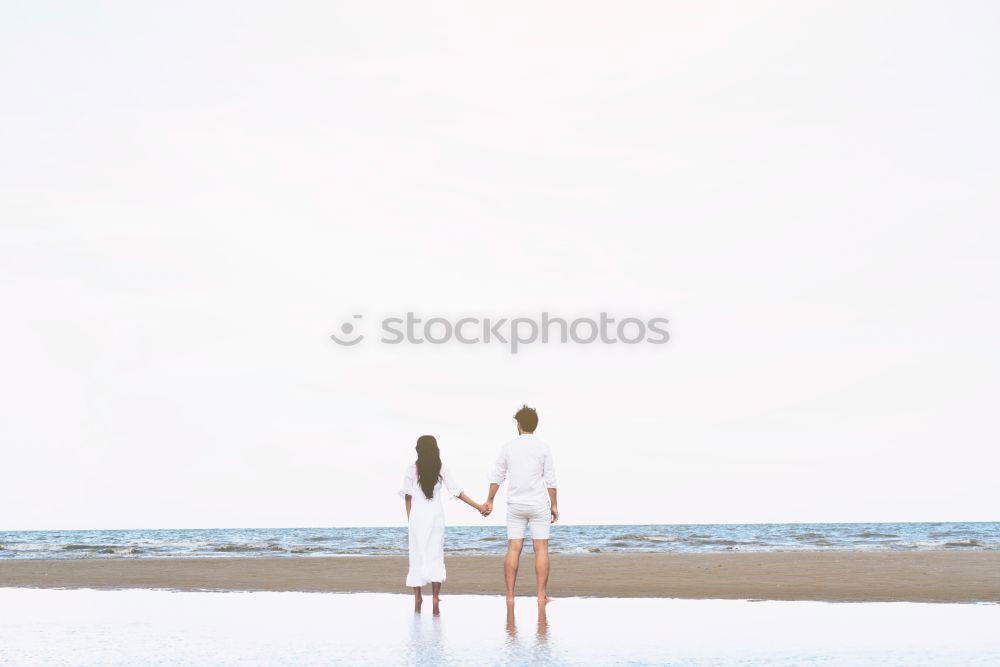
[537,594,551,605]
[506,595,516,605]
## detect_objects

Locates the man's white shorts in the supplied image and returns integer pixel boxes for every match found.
[506,503,551,540]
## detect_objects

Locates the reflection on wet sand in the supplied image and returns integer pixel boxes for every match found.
[505,601,516,640]
[537,602,549,640]
[504,599,552,660]
[3,589,1000,665]
[407,604,444,663]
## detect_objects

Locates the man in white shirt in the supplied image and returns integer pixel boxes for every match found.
[483,405,558,604]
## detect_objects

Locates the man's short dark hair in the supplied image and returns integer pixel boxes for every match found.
[513,404,539,433]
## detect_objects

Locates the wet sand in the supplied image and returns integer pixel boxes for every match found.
[2,552,998,602]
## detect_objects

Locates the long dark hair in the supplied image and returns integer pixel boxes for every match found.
[415,435,442,500]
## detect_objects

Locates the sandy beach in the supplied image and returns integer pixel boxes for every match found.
[2,552,998,603]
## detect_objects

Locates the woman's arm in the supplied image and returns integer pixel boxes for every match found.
[440,465,483,514]
[404,494,412,520]
[457,492,483,514]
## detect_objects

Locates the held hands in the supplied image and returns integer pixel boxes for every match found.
[460,492,492,517]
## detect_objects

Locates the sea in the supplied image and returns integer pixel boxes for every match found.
[1,522,998,560]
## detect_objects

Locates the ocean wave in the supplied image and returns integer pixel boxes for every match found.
[62,544,125,551]
[944,539,981,548]
[105,547,142,555]
[210,543,286,553]
[688,539,766,547]
[879,539,997,551]
[59,544,142,556]
[204,542,369,555]
[850,531,899,539]
[605,535,767,549]
[0,543,56,553]
[884,541,938,550]
[610,534,680,543]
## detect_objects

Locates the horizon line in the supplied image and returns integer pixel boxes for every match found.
[4,519,999,533]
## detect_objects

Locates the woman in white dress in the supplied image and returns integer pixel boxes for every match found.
[400,435,485,612]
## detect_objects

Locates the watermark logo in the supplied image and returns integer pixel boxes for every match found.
[330,312,669,354]
[329,314,364,346]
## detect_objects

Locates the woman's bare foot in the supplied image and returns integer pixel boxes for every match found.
[432,597,440,615]
[414,587,423,612]
[537,594,551,605]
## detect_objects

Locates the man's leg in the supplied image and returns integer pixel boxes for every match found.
[505,538,524,602]
[533,539,550,602]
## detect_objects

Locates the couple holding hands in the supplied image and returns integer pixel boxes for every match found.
[399,405,558,612]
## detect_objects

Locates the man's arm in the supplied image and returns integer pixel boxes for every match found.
[483,483,500,515]
[544,446,558,522]
[483,446,507,516]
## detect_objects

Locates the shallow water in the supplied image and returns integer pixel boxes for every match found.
[2,522,999,559]
[1,588,998,665]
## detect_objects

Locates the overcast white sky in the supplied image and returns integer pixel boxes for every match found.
[2,1,998,530]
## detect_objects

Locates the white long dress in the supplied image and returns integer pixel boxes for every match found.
[399,463,462,587]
